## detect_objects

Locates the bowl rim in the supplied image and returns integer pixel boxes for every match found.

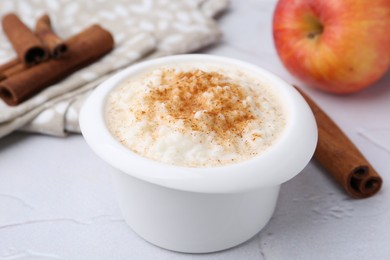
[79,54,317,193]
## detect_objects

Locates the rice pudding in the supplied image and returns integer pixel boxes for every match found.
[105,63,286,167]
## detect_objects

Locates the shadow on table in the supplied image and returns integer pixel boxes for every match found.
[0,132,31,153]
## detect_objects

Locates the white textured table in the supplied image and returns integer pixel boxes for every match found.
[1,1,390,259]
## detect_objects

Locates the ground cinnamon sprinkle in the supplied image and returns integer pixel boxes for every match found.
[106,64,286,167]
[137,69,256,140]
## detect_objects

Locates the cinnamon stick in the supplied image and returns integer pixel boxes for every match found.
[2,13,48,65]
[0,58,19,72]
[0,58,20,81]
[0,63,26,80]
[35,14,68,58]
[0,25,114,106]
[295,87,382,198]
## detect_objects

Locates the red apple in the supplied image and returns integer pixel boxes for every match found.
[273,0,390,94]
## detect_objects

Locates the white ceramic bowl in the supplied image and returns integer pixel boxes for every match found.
[79,54,317,253]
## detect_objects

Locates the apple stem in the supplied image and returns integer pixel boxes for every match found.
[304,14,324,39]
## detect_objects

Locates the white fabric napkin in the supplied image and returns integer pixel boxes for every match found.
[0,0,228,138]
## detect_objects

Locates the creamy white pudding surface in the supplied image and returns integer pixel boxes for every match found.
[105,63,286,167]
